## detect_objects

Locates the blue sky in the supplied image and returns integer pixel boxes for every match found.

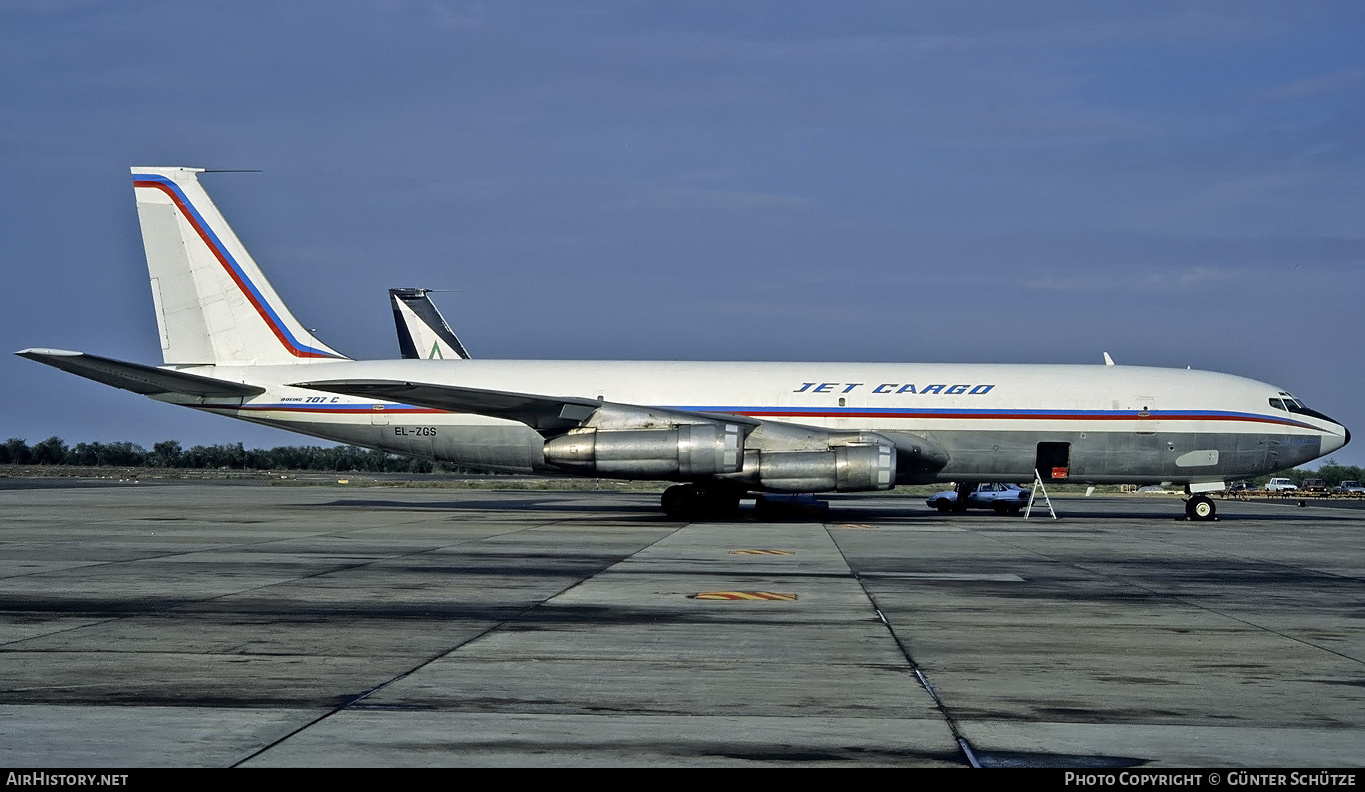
[3,1,1363,466]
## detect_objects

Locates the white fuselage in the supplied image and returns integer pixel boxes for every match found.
[162,358,1348,485]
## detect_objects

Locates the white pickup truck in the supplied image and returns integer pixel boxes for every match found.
[1264,477,1298,492]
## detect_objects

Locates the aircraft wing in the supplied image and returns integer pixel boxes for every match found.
[292,378,760,434]
[17,349,265,397]
[292,379,947,474]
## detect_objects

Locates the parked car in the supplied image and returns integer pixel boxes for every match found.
[1334,481,1365,495]
[1301,479,1330,493]
[1264,478,1297,492]
[927,483,1031,515]
[1230,480,1257,493]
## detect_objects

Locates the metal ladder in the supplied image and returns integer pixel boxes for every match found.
[1024,468,1057,519]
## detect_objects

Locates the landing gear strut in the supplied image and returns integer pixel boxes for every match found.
[1185,495,1217,521]
[952,481,976,513]
[661,484,742,520]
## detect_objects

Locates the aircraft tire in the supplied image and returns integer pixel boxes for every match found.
[661,485,689,518]
[662,484,741,520]
[1186,495,1217,521]
[702,488,742,516]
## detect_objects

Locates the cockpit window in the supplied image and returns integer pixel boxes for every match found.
[1269,396,1336,423]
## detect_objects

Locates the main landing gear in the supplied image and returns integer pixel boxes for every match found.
[1184,494,1217,522]
[661,484,742,520]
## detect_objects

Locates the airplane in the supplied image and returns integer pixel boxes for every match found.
[16,166,1350,521]
[390,288,471,360]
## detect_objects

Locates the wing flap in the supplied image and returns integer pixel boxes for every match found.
[17,348,265,397]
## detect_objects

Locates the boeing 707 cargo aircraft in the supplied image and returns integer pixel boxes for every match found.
[18,167,1349,520]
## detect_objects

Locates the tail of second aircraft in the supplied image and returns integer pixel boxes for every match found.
[131,167,347,366]
[389,288,471,360]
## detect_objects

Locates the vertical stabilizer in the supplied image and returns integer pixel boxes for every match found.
[131,167,347,365]
[389,288,471,360]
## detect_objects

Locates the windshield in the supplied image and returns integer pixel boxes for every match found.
[1270,393,1338,424]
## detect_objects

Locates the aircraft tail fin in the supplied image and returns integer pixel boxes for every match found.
[389,288,471,360]
[131,167,348,366]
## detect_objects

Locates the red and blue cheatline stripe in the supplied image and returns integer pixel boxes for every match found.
[206,402,1318,431]
[674,406,1320,430]
[132,174,344,360]
[198,403,443,415]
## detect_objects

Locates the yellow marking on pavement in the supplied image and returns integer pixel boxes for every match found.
[729,549,793,555]
[691,591,797,601]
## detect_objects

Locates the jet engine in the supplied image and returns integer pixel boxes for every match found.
[742,443,896,492]
[542,423,744,477]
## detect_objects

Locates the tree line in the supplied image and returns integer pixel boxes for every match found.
[4,435,1363,486]
[0,437,471,474]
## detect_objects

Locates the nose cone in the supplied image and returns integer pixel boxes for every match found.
[1322,422,1350,455]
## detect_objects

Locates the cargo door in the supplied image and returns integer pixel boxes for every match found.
[1036,442,1071,481]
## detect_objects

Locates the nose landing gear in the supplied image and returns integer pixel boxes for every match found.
[1184,494,1217,521]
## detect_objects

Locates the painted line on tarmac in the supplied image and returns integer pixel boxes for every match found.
[690,591,797,601]
[862,572,1025,582]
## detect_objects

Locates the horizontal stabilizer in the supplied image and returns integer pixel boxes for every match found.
[292,378,759,434]
[16,349,265,397]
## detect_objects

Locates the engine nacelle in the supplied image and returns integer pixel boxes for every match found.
[747,444,896,492]
[542,424,744,477]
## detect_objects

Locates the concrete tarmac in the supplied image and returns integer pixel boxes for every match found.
[0,481,1360,767]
